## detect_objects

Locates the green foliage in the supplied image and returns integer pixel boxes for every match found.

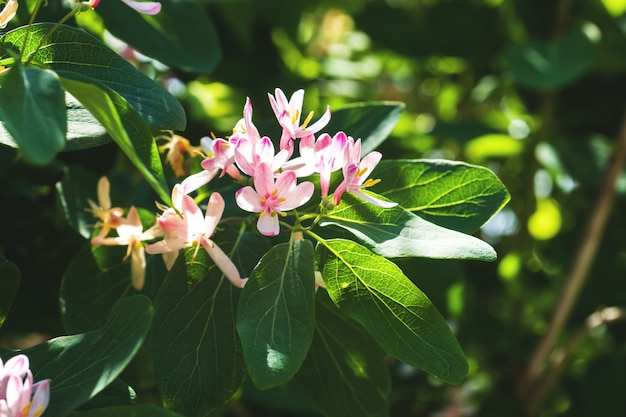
[0,255,20,329]
[237,239,316,390]
[316,238,468,384]
[0,63,66,164]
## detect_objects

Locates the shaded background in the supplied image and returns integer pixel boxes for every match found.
[3,0,626,416]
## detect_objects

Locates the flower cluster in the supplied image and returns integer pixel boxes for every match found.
[91,88,394,289]
[0,355,50,417]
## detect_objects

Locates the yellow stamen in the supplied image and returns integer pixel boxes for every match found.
[356,167,368,178]
[291,108,300,125]
[362,178,381,188]
[300,111,315,130]
[278,197,286,203]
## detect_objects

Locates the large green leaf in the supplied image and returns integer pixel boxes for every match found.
[95,0,221,73]
[1,295,154,417]
[237,239,316,390]
[55,165,101,239]
[0,23,186,130]
[321,193,497,261]
[0,63,66,165]
[316,239,468,384]
[323,102,404,154]
[376,159,510,233]
[294,291,390,417]
[0,255,20,329]
[506,24,600,90]
[59,75,170,204]
[152,246,246,417]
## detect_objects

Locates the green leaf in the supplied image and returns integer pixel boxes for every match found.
[71,404,184,417]
[375,159,511,233]
[55,165,101,239]
[59,75,170,204]
[294,291,390,417]
[316,239,468,384]
[0,23,186,130]
[506,23,600,90]
[0,63,66,165]
[0,255,20,329]
[152,246,246,416]
[324,102,404,154]
[237,239,316,390]
[60,244,132,334]
[4,295,154,417]
[321,193,497,261]
[95,0,221,73]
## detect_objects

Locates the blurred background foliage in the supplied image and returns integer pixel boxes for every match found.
[3,0,626,416]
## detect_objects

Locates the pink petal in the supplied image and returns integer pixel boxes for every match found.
[274,170,297,195]
[235,187,262,213]
[252,163,275,197]
[145,238,187,254]
[301,105,332,136]
[204,193,225,236]
[352,190,398,208]
[358,151,383,182]
[257,212,280,237]
[29,380,50,417]
[120,0,162,15]
[202,240,247,288]
[280,181,314,211]
[131,246,146,290]
[180,169,218,195]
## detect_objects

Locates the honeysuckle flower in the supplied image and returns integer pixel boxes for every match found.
[0,354,50,417]
[146,192,247,288]
[157,133,199,177]
[0,0,18,29]
[268,88,332,150]
[284,132,348,198]
[91,206,163,290]
[235,162,314,236]
[179,136,240,195]
[87,176,124,241]
[234,135,292,178]
[229,98,262,147]
[332,138,397,208]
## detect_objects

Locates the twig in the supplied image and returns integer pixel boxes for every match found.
[521,112,626,411]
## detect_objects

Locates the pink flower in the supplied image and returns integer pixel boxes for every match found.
[0,355,50,417]
[268,88,331,150]
[230,98,262,147]
[91,206,163,290]
[332,138,397,208]
[145,192,247,288]
[284,132,348,198]
[180,136,240,195]
[235,163,314,236]
[234,136,291,178]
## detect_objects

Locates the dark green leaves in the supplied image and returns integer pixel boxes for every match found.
[322,193,497,261]
[0,255,20,328]
[1,23,186,130]
[0,63,66,165]
[12,296,153,417]
[324,102,404,154]
[96,0,221,73]
[376,159,511,233]
[294,292,391,417]
[507,23,600,90]
[316,239,468,384]
[237,239,316,390]
[152,247,246,417]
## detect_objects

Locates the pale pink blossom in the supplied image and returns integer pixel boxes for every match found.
[0,355,50,417]
[87,177,124,241]
[234,136,292,178]
[120,0,161,14]
[268,88,331,150]
[235,163,314,236]
[229,98,262,147]
[0,0,18,29]
[91,206,163,290]
[180,136,240,195]
[146,192,247,288]
[332,138,397,208]
[284,132,348,198]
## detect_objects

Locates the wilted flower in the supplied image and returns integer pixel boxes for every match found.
[87,177,124,241]
[158,133,199,177]
[0,354,50,417]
